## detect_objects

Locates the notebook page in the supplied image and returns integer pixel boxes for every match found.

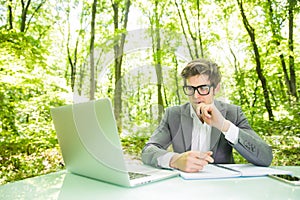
[179,164,241,180]
[218,164,292,177]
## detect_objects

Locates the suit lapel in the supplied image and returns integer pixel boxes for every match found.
[180,101,227,151]
[181,104,193,151]
[210,127,221,150]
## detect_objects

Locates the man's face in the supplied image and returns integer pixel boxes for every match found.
[186,74,215,110]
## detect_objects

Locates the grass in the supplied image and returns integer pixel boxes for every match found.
[0,133,298,185]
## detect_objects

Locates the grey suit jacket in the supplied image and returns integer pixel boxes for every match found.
[141,100,273,167]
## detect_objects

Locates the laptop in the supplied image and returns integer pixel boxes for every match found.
[50,98,178,187]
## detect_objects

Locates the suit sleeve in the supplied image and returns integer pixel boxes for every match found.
[141,108,174,168]
[230,106,273,166]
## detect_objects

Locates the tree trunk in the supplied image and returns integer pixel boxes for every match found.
[174,1,194,59]
[196,0,204,58]
[174,0,204,59]
[174,56,181,105]
[67,45,76,91]
[78,63,86,96]
[288,0,297,100]
[90,0,97,100]
[237,0,274,121]
[19,0,46,33]
[267,0,291,100]
[66,26,79,92]
[24,1,45,33]
[20,0,31,32]
[151,0,164,123]
[112,0,131,132]
[230,47,249,107]
[8,0,13,30]
[181,1,198,58]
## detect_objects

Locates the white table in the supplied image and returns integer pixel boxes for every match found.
[0,166,299,200]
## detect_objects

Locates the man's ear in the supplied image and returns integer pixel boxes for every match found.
[213,83,221,95]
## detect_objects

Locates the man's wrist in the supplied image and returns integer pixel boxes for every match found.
[220,120,230,133]
[169,154,180,169]
[223,122,239,144]
[157,152,177,169]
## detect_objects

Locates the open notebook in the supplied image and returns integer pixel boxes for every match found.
[180,164,292,180]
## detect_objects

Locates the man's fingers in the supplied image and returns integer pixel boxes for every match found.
[204,110,212,118]
[193,157,209,166]
[206,155,214,163]
[174,151,214,172]
[197,103,212,119]
[202,106,212,119]
[198,151,214,163]
[198,151,213,158]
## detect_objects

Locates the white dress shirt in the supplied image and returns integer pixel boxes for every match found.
[157,103,239,169]
[190,105,211,152]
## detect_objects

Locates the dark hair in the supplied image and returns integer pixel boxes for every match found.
[181,58,221,87]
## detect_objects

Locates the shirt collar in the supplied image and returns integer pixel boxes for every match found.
[189,101,215,123]
[189,103,197,119]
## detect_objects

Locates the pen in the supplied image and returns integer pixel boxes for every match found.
[213,164,241,174]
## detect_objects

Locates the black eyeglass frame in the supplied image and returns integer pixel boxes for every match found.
[182,84,214,96]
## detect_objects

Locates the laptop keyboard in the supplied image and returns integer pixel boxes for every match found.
[128,172,150,180]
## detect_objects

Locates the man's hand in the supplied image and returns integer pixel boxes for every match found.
[196,103,230,132]
[169,151,214,172]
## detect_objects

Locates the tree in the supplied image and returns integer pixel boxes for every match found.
[266,0,298,101]
[0,0,299,185]
[149,0,166,123]
[20,0,46,33]
[89,0,97,100]
[237,0,274,121]
[174,0,204,59]
[112,0,131,131]
[66,2,81,92]
[7,0,13,30]
[287,0,298,100]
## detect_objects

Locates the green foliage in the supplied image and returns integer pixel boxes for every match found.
[0,30,47,70]
[227,64,300,166]
[0,138,64,185]
[0,0,299,186]
[0,29,69,185]
[121,134,149,159]
[253,115,300,166]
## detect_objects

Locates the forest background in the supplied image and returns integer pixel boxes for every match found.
[0,0,299,185]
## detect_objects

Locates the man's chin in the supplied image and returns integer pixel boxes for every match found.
[191,102,200,110]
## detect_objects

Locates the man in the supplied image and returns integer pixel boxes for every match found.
[141,58,273,172]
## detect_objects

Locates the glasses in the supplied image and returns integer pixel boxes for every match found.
[183,85,213,96]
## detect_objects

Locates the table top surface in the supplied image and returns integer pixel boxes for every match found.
[0,166,299,200]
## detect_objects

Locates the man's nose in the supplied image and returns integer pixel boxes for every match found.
[193,90,201,98]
